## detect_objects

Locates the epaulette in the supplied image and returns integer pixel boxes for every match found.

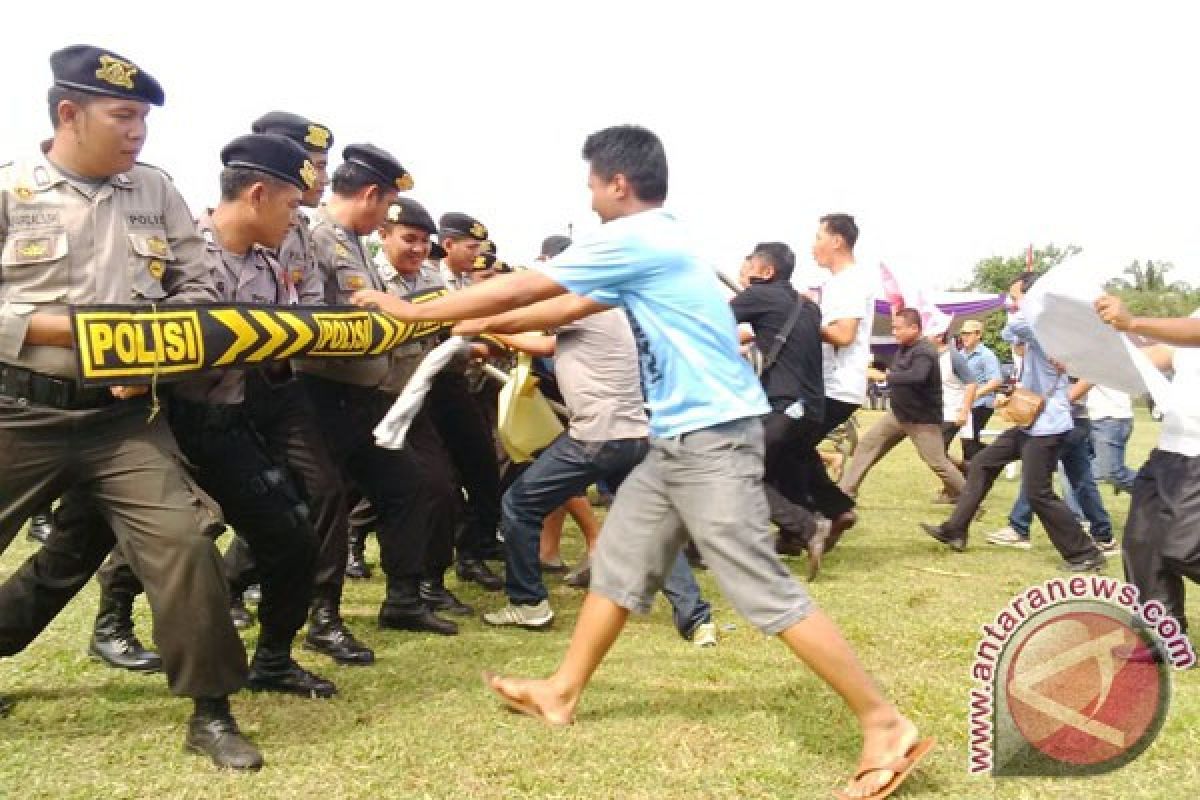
[135,161,174,182]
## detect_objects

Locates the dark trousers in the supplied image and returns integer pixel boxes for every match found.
[223,373,349,605]
[1123,450,1200,633]
[761,411,819,542]
[428,371,502,564]
[943,427,1100,563]
[300,375,451,584]
[0,401,246,698]
[799,397,857,519]
[962,406,995,462]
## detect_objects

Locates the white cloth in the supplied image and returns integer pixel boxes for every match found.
[818,262,878,405]
[373,336,472,449]
[1022,260,1174,411]
[1086,386,1134,420]
[1159,310,1200,457]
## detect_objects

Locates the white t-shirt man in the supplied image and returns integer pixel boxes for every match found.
[1159,310,1200,457]
[818,262,878,405]
[1086,386,1134,420]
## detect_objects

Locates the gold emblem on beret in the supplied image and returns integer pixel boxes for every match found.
[146,236,168,257]
[470,222,487,240]
[347,274,366,290]
[304,125,331,150]
[386,204,404,224]
[472,255,488,271]
[95,55,138,90]
[17,239,50,259]
[299,160,317,190]
[14,186,33,201]
[148,258,166,279]
[395,173,414,191]
[291,269,305,285]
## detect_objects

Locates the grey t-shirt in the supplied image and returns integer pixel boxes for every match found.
[555,308,648,442]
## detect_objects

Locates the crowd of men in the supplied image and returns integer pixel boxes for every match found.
[3,43,1199,798]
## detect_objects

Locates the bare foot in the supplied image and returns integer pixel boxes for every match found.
[838,713,932,799]
[482,671,577,727]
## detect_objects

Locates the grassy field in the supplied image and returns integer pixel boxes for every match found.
[2,409,1197,799]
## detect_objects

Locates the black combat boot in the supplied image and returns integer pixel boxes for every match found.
[247,636,336,698]
[379,578,458,635]
[419,578,474,616]
[303,596,374,665]
[345,526,371,580]
[455,557,503,591]
[88,590,162,672]
[186,696,263,771]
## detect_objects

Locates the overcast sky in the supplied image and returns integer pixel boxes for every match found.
[4,1,1199,293]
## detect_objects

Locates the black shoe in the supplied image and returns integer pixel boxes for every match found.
[26,512,54,545]
[243,584,262,605]
[456,558,503,591]
[89,592,162,673]
[378,604,459,635]
[230,598,256,631]
[304,604,375,665]
[920,522,966,552]
[346,527,372,580]
[775,533,808,558]
[1063,555,1106,573]
[419,581,475,616]
[186,699,263,771]
[248,657,336,699]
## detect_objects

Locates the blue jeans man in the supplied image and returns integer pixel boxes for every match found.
[494,433,712,638]
[1007,419,1115,545]
[1091,416,1138,492]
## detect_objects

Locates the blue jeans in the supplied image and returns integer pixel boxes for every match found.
[501,433,712,638]
[1090,417,1137,492]
[1008,419,1113,542]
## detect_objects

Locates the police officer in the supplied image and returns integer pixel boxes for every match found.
[0,45,260,769]
[295,145,456,633]
[222,111,374,665]
[430,212,505,590]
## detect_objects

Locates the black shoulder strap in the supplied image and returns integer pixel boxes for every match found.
[763,297,806,371]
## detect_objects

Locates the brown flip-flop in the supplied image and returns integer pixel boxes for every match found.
[481,670,574,727]
[833,736,936,800]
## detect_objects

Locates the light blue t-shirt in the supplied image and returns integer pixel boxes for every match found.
[1001,310,1072,436]
[537,209,769,438]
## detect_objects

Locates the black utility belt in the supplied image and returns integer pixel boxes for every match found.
[0,364,115,410]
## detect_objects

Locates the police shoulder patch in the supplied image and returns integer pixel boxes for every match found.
[134,161,174,182]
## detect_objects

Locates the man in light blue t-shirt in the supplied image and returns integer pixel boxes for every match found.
[350,125,931,799]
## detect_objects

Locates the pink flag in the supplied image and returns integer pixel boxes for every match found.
[878,262,905,311]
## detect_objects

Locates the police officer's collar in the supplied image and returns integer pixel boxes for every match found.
[29,149,138,194]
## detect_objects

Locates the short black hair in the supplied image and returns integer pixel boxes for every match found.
[330,161,387,197]
[540,235,572,258]
[581,125,668,204]
[820,213,859,250]
[750,241,796,282]
[47,86,97,129]
[219,167,292,203]
[1012,272,1041,293]
[895,307,923,330]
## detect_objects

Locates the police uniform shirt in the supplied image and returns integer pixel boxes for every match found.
[376,256,444,393]
[173,212,289,405]
[293,205,388,387]
[0,151,216,379]
[439,261,471,292]
[279,209,322,306]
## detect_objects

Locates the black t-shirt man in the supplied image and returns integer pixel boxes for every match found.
[886,338,943,425]
[731,278,825,422]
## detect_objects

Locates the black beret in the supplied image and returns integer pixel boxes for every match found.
[439,212,488,241]
[252,111,334,153]
[221,134,316,192]
[471,252,512,273]
[385,197,436,235]
[540,235,572,258]
[50,44,164,106]
[342,143,413,191]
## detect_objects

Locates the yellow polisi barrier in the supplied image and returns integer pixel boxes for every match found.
[71,289,450,387]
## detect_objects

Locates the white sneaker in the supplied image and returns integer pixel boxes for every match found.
[692,622,718,648]
[986,526,1032,549]
[482,600,554,629]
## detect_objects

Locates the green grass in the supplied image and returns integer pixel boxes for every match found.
[2,409,1197,798]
